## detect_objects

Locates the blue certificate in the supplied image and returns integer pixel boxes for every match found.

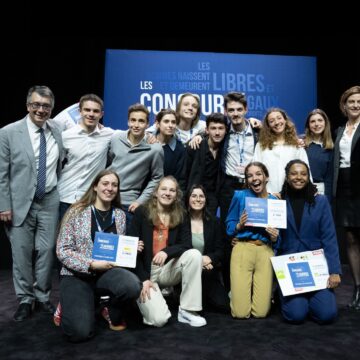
[287,262,315,288]
[92,232,138,268]
[245,197,268,227]
[245,197,287,229]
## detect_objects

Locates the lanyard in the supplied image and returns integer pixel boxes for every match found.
[91,205,115,232]
[236,121,249,165]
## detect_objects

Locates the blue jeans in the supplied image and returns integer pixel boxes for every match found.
[60,268,142,342]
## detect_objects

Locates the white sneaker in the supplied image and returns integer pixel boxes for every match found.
[178,306,207,327]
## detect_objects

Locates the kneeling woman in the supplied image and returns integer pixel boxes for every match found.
[226,162,279,318]
[129,176,206,327]
[56,170,142,342]
[278,159,341,324]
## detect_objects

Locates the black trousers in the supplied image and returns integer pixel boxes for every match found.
[60,268,142,342]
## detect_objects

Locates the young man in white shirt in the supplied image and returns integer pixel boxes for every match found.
[58,94,113,219]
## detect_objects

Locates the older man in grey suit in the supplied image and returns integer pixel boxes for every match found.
[0,86,62,321]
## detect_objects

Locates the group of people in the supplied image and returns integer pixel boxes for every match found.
[0,85,359,343]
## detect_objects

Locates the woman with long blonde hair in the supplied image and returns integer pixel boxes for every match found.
[129,176,207,327]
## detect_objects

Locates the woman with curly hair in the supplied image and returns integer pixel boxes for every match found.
[129,176,207,327]
[253,108,310,194]
[277,159,341,324]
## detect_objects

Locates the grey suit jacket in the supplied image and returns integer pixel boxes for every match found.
[0,117,63,226]
[333,124,360,197]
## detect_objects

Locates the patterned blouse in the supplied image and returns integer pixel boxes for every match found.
[56,206,126,276]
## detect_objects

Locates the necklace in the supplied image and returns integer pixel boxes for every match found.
[94,207,111,221]
[158,213,168,225]
[158,228,164,242]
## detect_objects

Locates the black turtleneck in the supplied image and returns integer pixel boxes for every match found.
[287,187,307,232]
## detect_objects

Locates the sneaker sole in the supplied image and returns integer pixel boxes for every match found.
[178,316,207,327]
[109,323,127,331]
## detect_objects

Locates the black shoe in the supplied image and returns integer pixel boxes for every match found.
[35,301,56,314]
[14,303,32,322]
[348,285,360,309]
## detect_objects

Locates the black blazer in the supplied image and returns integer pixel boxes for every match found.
[333,125,360,196]
[185,214,224,267]
[128,206,191,281]
[180,136,224,195]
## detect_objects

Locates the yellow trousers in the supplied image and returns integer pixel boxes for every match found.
[230,242,274,318]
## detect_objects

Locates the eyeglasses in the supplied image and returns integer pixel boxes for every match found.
[28,102,52,111]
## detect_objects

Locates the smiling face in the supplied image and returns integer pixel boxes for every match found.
[287,163,309,191]
[344,93,360,121]
[308,114,326,137]
[178,95,199,123]
[188,187,206,212]
[267,111,286,136]
[26,92,53,128]
[156,178,177,208]
[246,165,268,197]
[94,174,119,207]
[79,100,103,132]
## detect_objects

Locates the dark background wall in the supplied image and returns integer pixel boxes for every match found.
[1,35,359,268]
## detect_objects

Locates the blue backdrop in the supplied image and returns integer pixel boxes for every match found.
[103,50,317,132]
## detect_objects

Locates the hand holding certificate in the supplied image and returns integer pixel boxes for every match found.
[245,197,287,229]
[92,232,139,268]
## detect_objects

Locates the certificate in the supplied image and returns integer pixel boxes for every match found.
[270,249,329,296]
[92,232,139,268]
[245,197,287,229]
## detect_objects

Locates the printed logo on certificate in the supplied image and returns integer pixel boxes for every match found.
[245,197,287,229]
[270,249,329,296]
[92,232,139,268]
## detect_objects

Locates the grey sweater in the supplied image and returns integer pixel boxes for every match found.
[108,130,164,206]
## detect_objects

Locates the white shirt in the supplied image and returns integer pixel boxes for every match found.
[225,120,255,178]
[147,120,206,145]
[26,116,59,193]
[253,143,311,193]
[175,120,206,144]
[58,124,114,203]
[339,122,359,168]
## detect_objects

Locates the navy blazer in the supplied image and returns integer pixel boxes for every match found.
[185,214,224,266]
[128,206,191,282]
[279,195,341,275]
